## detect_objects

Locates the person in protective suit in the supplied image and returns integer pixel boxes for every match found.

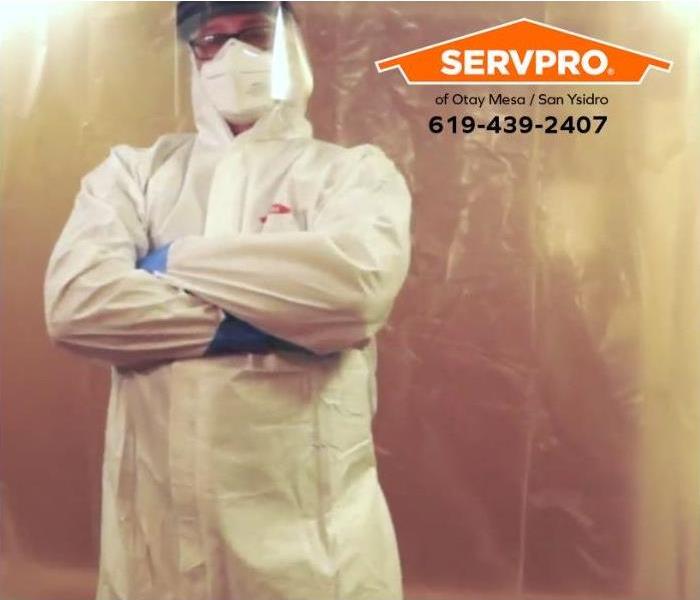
[44,2,411,599]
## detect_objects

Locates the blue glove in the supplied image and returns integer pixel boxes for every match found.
[137,244,171,274]
[206,313,275,355]
[206,313,313,356]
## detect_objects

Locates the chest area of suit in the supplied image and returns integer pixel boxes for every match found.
[145,142,323,247]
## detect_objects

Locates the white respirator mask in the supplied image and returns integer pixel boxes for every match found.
[199,39,274,125]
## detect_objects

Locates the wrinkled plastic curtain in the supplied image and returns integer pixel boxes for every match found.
[1,2,699,600]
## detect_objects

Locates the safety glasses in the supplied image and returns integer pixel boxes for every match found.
[189,26,274,60]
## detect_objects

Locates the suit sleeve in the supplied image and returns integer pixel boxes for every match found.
[160,145,412,355]
[44,146,222,368]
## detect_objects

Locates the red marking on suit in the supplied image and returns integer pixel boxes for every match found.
[260,203,292,224]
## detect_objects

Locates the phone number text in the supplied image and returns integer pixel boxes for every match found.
[429,115,607,134]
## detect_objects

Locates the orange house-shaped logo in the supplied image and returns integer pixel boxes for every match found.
[375,18,672,85]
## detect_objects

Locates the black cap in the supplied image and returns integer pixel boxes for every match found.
[176,1,293,41]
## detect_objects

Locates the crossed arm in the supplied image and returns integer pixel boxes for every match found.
[44,144,411,369]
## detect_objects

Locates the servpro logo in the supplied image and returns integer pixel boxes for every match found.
[375,18,672,85]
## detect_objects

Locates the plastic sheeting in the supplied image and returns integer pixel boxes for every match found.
[1,2,699,599]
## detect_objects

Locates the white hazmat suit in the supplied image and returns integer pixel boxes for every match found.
[43,22,411,600]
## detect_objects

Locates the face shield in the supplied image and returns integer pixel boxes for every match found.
[177,1,313,126]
